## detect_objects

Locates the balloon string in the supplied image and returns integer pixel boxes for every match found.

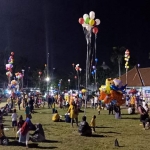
[95,34,97,61]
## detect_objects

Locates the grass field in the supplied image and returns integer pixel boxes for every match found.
[0,105,149,150]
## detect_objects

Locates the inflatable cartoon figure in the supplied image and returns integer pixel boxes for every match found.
[99,78,127,106]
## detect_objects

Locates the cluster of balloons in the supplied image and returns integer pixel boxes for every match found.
[6,71,12,77]
[110,78,127,94]
[58,79,62,87]
[9,80,19,90]
[78,11,100,34]
[15,72,23,79]
[6,52,14,77]
[91,58,98,75]
[38,71,42,78]
[124,49,130,69]
[75,64,82,72]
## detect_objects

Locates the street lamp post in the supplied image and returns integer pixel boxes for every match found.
[124,49,130,85]
[68,79,70,90]
[22,69,25,90]
[27,67,30,89]
[72,63,75,73]
[74,76,77,90]
[47,53,49,93]
[58,79,62,94]
[75,64,82,94]
[39,71,42,91]
[52,68,55,85]
[94,58,98,91]
[45,76,50,95]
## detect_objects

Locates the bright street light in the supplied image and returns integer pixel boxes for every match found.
[45,77,50,82]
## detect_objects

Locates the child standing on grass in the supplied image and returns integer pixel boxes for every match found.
[97,104,101,115]
[25,103,30,118]
[11,109,18,131]
[90,115,96,132]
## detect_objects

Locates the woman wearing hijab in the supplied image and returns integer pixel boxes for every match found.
[31,123,45,142]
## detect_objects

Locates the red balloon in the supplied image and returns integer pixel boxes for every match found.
[11,52,14,55]
[39,71,42,75]
[78,18,84,24]
[92,27,99,34]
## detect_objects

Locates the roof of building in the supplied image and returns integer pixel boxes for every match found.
[120,67,150,87]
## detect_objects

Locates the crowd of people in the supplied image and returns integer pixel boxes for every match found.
[0,91,150,147]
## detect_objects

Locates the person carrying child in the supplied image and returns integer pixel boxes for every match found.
[30,123,45,142]
[11,109,18,131]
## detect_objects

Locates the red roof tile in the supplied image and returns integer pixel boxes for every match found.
[120,67,150,87]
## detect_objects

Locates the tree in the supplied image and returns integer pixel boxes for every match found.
[110,46,126,77]
[96,66,112,86]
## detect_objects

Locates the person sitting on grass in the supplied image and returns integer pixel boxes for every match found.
[65,113,71,123]
[30,123,45,142]
[0,124,5,144]
[0,123,9,146]
[52,110,60,122]
[78,116,92,136]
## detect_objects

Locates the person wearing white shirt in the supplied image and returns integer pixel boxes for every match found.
[128,106,132,114]
[11,109,18,131]
[94,96,98,108]
[90,97,94,108]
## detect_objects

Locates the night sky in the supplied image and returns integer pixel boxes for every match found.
[0,0,150,72]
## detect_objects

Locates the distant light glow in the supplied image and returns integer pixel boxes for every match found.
[45,77,50,82]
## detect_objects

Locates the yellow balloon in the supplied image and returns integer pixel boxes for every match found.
[89,19,95,26]
[99,85,106,92]
[105,78,113,94]
[81,89,87,93]
[105,86,111,94]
